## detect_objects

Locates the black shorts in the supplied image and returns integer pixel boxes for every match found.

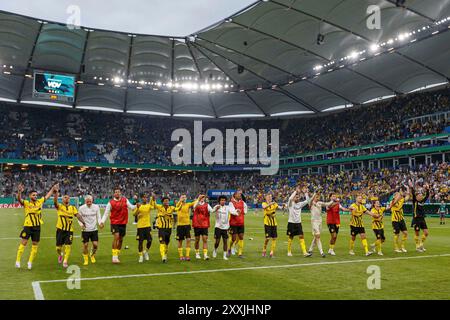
[214,227,229,240]
[350,226,365,236]
[327,224,340,234]
[136,227,152,242]
[373,229,385,241]
[412,217,428,231]
[176,225,191,241]
[20,226,41,242]
[111,224,127,237]
[286,222,303,237]
[158,228,172,244]
[264,225,277,238]
[194,227,209,237]
[440,213,446,218]
[392,220,407,234]
[56,229,73,246]
[229,225,245,235]
[82,230,99,243]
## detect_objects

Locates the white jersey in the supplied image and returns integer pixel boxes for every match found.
[287,192,309,224]
[214,205,238,230]
[310,199,334,222]
[78,204,102,232]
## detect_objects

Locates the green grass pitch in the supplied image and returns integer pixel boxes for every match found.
[0,207,449,300]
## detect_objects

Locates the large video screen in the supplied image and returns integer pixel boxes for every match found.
[33,71,75,103]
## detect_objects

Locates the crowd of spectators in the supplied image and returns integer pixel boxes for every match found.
[0,88,449,165]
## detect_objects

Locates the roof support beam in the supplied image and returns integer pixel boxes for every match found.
[269,0,447,85]
[244,91,269,116]
[384,0,437,22]
[123,35,134,113]
[170,39,175,116]
[194,40,319,113]
[74,30,90,108]
[228,19,398,94]
[197,37,357,105]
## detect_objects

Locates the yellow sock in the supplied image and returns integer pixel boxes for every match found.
[28,245,38,263]
[159,244,166,258]
[376,239,382,252]
[112,249,117,257]
[164,244,168,255]
[361,239,369,254]
[299,238,307,254]
[238,240,244,255]
[56,246,62,256]
[195,249,200,255]
[203,248,208,257]
[139,251,143,256]
[414,235,420,248]
[394,234,399,249]
[186,247,191,257]
[287,237,293,253]
[178,248,183,258]
[64,245,71,263]
[270,239,277,253]
[83,254,89,265]
[349,239,355,250]
[16,243,25,263]
[401,234,407,248]
[329,244,335,250]
[421,235,427,245]
[117,249,121,256]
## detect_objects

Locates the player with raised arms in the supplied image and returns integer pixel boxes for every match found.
[100,187,137,264]
[77,195,103,265]
[228,190,247,258]
[15,183,57,269]
[193,194,213,260]
[53,186,86,268]
[409,180,430,252]
[348,194,379,256]
[262,193,278,258]
[133,193,154,263]
[370,200,386,255]
[152,194,176,263]
[175,194,196,261]
[286,186,312,257]
[326,193,350,256]
[308,191,334,257]
[387,185,410,253]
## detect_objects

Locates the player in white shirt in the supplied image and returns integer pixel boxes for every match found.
[308,192,335,257]
[212,196,238,260]
[287,186,312,257]
[77,195,103,265]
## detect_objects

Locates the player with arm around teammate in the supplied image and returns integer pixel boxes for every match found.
[326,193,350,256]
[212,195,238,260]
[78,195,103,265]
[286,186,312,257]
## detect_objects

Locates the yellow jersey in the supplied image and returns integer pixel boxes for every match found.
[155,204,176,229]
[262,202,278,226]
[56,203,78,232]
[391,197,405,222]
[133,203,154,229]
[23,197,45,227]
[349,203,367,228]
[175,201,196,226]
[371,207,385,230]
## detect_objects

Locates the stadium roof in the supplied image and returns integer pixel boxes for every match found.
[0,0,449,118]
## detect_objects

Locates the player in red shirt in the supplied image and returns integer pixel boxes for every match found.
[326,193,350,256]
[100,187,137,263]
[228,190,248,258]
[192,194,213,260]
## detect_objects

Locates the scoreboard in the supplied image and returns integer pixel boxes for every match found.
[33,71,75,103]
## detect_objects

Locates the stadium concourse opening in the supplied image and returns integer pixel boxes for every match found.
[0,0,449,304]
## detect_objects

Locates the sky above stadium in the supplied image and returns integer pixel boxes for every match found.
[0,0,257,36]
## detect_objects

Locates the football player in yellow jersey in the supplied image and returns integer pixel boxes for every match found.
[262,193,279,258]
[133,193,154,263]
[387,186,410,253]
[153,194,176,263]
[175,194,196,261]
[53,188,86,268]
[348,195,379,256]
[370,200,386,256]
[16,183,57,270]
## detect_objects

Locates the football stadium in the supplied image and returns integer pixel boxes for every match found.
[0,0,450,303]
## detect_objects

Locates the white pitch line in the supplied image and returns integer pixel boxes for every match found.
[35,253,450,286]
[32,281,44,300]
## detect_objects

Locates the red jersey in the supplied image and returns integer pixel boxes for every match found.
[326,202,341,225]
[192,202,210,229]
[230,199,245,226]
[109,197,128,225]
